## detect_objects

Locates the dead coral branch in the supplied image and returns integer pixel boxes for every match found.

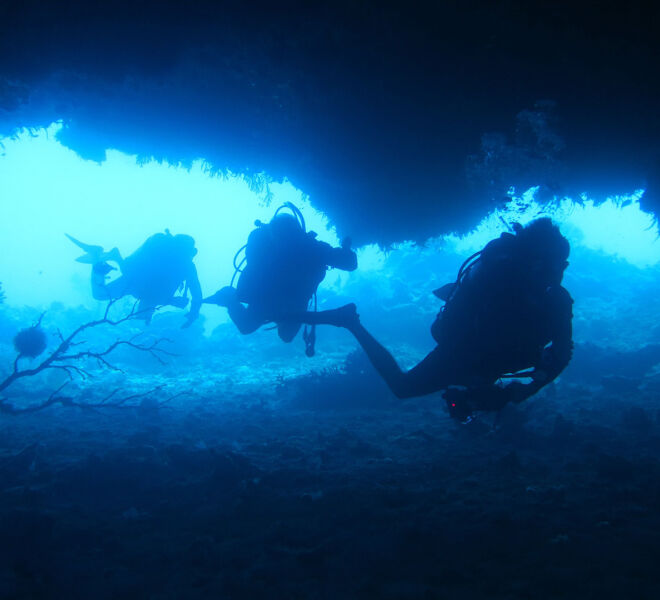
[0,300,174,397]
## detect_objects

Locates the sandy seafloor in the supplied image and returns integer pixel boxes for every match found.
[1,244,660,599]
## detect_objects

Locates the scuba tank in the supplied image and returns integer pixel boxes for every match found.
[230,201,307,286]
[229,202,319,356]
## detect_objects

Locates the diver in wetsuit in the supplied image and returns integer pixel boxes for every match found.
[67,231,202,328]
[328,218,573,420]
[204,203,357,355]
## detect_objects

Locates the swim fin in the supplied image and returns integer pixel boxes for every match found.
[203,286,236,306]
[66,234,121,264]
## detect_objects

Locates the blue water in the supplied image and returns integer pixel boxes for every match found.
[1,127,660,598]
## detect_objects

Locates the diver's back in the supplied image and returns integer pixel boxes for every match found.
[121,234,189,300]
[238,225,326,310]
[437,233,561,375]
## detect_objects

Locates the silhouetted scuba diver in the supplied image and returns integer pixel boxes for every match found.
[328,218,574,421]
[204,203,357,356]
[67,231,202,327]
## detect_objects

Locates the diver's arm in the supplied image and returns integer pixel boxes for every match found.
[492,340,574,406]
[534,288,573,386]
[501,351,569,405]
[506,287,574,403]
[183,264,202,328]
[320,238,358,271]
[92,264,129,301]
[458,287,574,409]
[91,265,113,300]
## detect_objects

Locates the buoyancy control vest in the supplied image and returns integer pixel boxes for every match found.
[232,203,323,356]
[431,231,560,375]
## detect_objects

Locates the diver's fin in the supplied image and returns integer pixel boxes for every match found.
[203,286,236,307]
[65,234,120,264]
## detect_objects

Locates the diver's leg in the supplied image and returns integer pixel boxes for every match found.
[352,321,453,399]
[298,304,360,326]
[205,286,263,334]
[107,247,124,267]
[272,304,355,349]
[273,300,309,342]
[91,264,115,300]
[102,275,130,300]
[297,303,406,375]
[349,323,410,397]
[227,301,264,335]
[277,321,302,343]
[316,303,445,399]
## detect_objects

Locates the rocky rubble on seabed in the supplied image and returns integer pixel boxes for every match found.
[1,380,660,600]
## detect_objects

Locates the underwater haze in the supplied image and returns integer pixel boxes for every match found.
[2,125,660,599]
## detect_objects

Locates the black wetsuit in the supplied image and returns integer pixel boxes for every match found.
[419,232,573,399]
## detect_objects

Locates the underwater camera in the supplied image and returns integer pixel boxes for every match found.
[444,387,474,423]
[446,399,473,422]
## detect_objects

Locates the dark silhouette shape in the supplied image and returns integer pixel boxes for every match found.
[329,218,573,420]
[205,204,357,355]
[13,314,47,358]
[68,231,202,328]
